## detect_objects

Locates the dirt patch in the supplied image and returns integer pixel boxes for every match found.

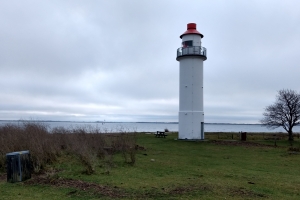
[169,186,194,195]
[228,187,266,198]
[169,185,211,195]
[25,176,127,198]
[211,140,275,148]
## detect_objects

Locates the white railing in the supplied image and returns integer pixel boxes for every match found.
[177,46,207,58]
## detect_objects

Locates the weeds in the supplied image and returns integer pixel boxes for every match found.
[111,132,137,165]
[0,122,137,174]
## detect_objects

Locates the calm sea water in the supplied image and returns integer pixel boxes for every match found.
[1,121,300,133]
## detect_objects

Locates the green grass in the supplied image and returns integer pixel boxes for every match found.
[1,132,300,199]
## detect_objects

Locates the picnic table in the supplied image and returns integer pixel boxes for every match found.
[155,131,167,138]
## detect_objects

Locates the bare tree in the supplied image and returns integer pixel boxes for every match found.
[260,89,300,141]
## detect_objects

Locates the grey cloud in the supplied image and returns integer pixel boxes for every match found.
[1,0,300,123]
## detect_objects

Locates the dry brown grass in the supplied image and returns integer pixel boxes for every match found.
[0,122,137,174]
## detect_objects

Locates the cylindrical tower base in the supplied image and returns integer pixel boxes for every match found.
[178,111,204,140]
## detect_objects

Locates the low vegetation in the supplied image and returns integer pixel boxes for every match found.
[0,122,137,174]
[1,123,300,199]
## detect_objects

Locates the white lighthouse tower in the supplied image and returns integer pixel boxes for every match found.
[176,23,207,140]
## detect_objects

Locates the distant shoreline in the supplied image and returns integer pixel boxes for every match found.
[0,120,263,125]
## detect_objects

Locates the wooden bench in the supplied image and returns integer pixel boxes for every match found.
[155,131,167,138]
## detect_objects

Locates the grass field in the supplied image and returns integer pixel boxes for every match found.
[1,131,300,199]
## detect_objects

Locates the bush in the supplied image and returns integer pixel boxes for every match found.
[0,122,137,174]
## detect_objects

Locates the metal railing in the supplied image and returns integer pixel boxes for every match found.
[177,46,207,58]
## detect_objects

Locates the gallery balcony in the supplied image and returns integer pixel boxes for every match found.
[176,46,207,61]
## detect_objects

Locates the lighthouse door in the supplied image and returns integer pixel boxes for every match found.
[201,122,204,139]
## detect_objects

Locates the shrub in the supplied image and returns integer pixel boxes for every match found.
[0,122,137,174]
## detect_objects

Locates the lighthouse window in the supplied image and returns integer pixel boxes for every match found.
[182,40,193,48]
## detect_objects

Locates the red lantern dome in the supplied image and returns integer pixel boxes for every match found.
[180,23,204,38]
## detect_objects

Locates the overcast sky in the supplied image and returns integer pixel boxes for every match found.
[1,0,300,123]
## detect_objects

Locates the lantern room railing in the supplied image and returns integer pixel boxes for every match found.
[177,46,207,60]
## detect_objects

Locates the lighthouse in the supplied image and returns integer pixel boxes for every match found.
[176,23,207,140]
